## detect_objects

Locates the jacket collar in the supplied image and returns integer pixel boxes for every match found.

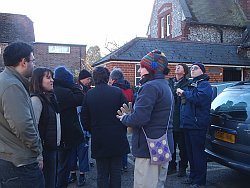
[5,67,30,93]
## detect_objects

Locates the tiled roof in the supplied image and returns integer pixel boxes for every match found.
[93,37,250,66]
[185,0,248,27]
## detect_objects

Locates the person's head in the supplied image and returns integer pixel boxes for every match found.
[109,68,124,85]
[93,67,110,85]
[54,66,74,85]
[175,63,189,77]
[139,49,169,78]
[190,62,205,78]
[30,67,54,93]
[3,42,35,78]
[78,69,92,86]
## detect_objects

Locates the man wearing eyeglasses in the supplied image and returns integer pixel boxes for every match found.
[168,64,189,177]
[0,42,44,188]
[176,62,213,188]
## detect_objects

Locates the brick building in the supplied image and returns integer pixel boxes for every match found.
[0,13,86,74]
[93,0,250,85]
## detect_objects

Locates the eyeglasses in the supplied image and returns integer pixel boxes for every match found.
[190,66,200,71]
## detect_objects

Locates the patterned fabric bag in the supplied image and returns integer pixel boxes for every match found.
[142,128,172,165]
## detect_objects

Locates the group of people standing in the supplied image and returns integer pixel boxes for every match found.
[0,42,213,188]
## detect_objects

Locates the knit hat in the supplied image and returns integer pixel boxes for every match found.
[140,50,168,72]
[110,68,124,80]
[192,62,206,73]
[78,69,91,81]
[178,63,189,76]
[54,66,74,84]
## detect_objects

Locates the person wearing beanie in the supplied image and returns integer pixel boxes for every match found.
[109,68,134,172]
[117,50,174,188]
[53,66,85,188]
[176,63,213,188]
[68,69,92,186]
[168,63,189,177]
[0,42,44,187]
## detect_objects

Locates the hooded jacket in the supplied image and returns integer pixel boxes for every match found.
[180,74,213,130]
[0,67,42,166]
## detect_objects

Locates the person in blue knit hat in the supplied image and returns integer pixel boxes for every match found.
[53,66,85,188]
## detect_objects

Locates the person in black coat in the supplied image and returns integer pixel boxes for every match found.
[80,67,130,188]
[53,66,85,188]
[168,63,189,177]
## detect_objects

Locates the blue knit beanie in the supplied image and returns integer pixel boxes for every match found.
[192,62,206,73]
[54,66,74,84]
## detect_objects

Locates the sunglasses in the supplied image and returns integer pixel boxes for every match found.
[190,66,200,71]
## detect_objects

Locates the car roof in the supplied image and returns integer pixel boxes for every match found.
[223,81,250,91]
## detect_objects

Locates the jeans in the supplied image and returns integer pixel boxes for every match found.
[0,159,44,188]
[69,142,90,173]
[56,148,72,188]
[122,154,127,168]
[96,156,122,188]
[43,150,57,188]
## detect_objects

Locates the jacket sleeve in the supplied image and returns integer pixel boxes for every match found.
[2,84,42,154]
[183,81,212,105]
[80,94,91,132]
[122,84,157,128]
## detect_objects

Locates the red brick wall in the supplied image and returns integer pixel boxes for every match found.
[33,43,86,76]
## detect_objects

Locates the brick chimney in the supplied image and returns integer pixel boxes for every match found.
[238,0,250,20]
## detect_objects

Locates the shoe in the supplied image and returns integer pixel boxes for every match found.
[167,167,177,175]
[78,174,86,187]
[68,172,77,184]
[190,184,206,188]
[182,178,193,184]
[177,168,187,177]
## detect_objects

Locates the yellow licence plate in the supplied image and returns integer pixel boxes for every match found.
[214,130,236,144]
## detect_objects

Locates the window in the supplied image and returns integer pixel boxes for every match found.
[135,64,141,86]
[166,14,170,36]
[161,17,165,38]
[48,46,70,54]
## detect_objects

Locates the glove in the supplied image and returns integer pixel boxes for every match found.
[117,102,133,120]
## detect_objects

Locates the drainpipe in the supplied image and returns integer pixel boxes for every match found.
[79,46,82,71]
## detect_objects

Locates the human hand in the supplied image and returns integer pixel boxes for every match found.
[176,88,184,96]
[38,159,43,170]
[116,102,133,120]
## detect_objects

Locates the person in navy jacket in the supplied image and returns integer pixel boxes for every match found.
[176,62,213,188]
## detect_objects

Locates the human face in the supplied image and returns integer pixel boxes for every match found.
[24,52,35,78]
[190,65,203,78]
[80,77,91,86]
[42,71,54,91]
[175,65,185,76]
[138,65,149,77]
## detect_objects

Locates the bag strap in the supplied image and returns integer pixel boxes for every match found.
[142,92,174,139]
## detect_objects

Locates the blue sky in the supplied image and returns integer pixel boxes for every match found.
[0,0,155,54]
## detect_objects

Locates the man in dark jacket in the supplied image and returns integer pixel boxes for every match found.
[80,67,130,188]
[53,66,85,188]
[168,63,189,177]
[109,68,134,171]
[177,62,213,188]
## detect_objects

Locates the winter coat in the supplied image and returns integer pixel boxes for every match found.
[53,79,85,149]
[180,74,213,130]
[121,73,174,158]
[80,84,130,159]
[168,77,189,131]
[0,67,42,166]
[113,79,134,102]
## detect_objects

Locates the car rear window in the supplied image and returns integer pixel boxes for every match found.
[211,89,250,123]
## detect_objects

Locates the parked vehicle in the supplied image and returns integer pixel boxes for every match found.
[211,82,239,100]
[205,81,250,174]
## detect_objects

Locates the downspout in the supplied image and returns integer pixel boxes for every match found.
[79,46,82,71]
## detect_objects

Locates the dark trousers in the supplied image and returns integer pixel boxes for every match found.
[169,131,188,170]
[122,154,127,168]
[69,142,90,173]
[0,159,44,188]
[96,156,122,188]
[184,129,207,185]
[56,148,72,188]
[43,150,57,188]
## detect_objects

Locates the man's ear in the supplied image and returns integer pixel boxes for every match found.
[19,58,27,67]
